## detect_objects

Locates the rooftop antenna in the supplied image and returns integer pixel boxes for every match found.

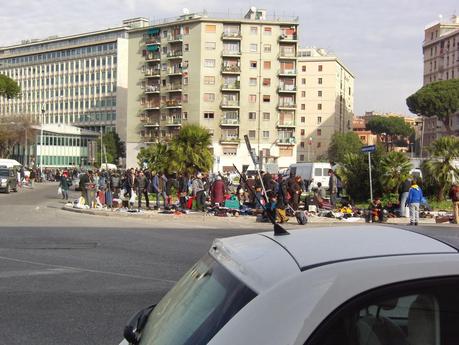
[233,164,289,236]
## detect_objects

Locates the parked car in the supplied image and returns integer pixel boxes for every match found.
[0,167,18,193]
[120,226,459,345]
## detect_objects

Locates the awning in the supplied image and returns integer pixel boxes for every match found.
[147,28,160,35]
[146,45,160,52]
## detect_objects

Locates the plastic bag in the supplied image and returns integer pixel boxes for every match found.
[58,186,62,195]
[129,192,137,204]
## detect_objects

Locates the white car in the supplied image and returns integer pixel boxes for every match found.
[121,225,459,345]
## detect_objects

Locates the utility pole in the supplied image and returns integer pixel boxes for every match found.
[40,107,45,176]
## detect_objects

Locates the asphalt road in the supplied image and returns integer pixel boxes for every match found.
[0,183,259,345]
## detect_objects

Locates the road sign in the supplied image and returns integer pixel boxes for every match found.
[361,145,376,153]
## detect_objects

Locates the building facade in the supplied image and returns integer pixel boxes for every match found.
[119,9,299,170]
[295,48,354,162]
[421,15,459,149]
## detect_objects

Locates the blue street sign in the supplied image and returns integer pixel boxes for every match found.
[361,145,376,153]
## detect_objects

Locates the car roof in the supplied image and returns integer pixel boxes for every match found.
[212,226,457,292]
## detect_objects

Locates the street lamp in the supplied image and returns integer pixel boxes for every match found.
[40,106,45,176]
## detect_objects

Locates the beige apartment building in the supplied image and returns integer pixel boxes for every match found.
[119,8,299,170]
[421,15,459,149]
[296,48,354,162]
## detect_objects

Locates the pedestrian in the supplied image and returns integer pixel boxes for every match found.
[178,173,189,209]
[192,173,206,212]
[406,180,424,226]
[449,182,459,224]
[29,169,36,189]
[135,170,150,209]
[398,178,412,217]
[151,171,161,210]
[59,171,72,201]
[159,172,169,209]
[211,176,226,206]
[328,169,338,207]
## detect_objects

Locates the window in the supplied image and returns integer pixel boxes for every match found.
[300,129,305,135]
[184,26,190,35]
[300,154,304,161]
[249,95,257,103]
[250,61,257,69]
[263,95,270,103]
[203,112,214,119]
[204,59,215,68]
[204,76,215,85]
[263,27,272,35]
[318,90,322,97]
[307,279,459,345]
[250,44,258,52]
[317,129,322,136]
[264,44,271,53]
[318,64,323,71]
[301,116,305,123]
[263,78,271,86]
[318,77,323,84]
[248,112,256,120]
[263,131,270,138]
[317,116,322,124]
[205,24,216,33]
[203,93,215,102]
[205,42,216,50]
[317,142,321,148]
[263,112,270,120]
[249,130,256,138]
[318,103,322,110]
[250,27,258,35]
[183,94,188,103]
[301,91,306,97]
[301,78,306,85]
[184,44,189,52]
[249,78,257,86]
[302,65,306,72]
[263,61,271,70]
[301,104,305,110]
[300,142,305,148]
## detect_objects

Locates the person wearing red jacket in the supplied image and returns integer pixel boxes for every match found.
[449,183,459,224]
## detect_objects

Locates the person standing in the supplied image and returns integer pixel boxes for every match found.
[178,173,189,209]
[398,178,411,217]
[406,180,424,226]
[211,176,226,206]
[192,173,206,212]
[29,169,36,189]
[159,172,169,209]
[59,171,72,201]
[449,183,459,224]
[328,169,338,207]
[135,170,150,209]
[151,171,161,210]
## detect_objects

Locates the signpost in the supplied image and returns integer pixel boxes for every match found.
[361,145,376,202]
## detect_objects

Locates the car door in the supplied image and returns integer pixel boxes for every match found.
[305,277,459,345]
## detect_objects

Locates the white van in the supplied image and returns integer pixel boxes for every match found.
[288,162,331,191]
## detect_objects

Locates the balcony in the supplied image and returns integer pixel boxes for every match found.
[164,99,182,108]
[222,50,241,57]
[144,85,160,93]
[279,34,298,42]
[142,102,160,110]
[167,51,183,59]
[221,32,242,40]
[167,68,182,76]
[220,135,240,144]
[141,118,160,127]
[168,34,183,43]
[277,136,296,145]
[145,38,161,46]
[278,52,297,60]
[220,117,240,126]
[220,100,240,108]
[277,85,297,93]
[145,53,160,62]
[144,69,161,78]
[277,102,296,109]
[142,134,159,144]
[221,81,240,91]
[164,117,182,127]
[278,69,297,76]
[276,120,295,128]
[165,84,182,92]
[221,64,241,74]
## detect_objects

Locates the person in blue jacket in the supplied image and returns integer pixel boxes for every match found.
[406,179,424,226]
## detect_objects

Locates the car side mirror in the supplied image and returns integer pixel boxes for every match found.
[123,304,156,344]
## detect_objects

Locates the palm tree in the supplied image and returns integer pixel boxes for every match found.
[379,151,412,193]
[169,125,213,174]
[137,142,171,173]
[423,136,459,200]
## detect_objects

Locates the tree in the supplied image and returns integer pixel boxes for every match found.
[0,75,21,99]
[366,115,414,151]
[96,131,124,165]
[327,132,363,163]
[0,115,36,158]
[379,151,412,194]
[406,79,459,134]
[422,136,459,201]
[168,125,213,174]
[137,143,171,173]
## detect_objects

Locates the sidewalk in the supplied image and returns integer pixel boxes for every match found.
[61,204,438,228]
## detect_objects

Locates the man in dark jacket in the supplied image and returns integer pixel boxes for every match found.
[178,173,189,209]
[399,178,411,217]
[135,170,150,209]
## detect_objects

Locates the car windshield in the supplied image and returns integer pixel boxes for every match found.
[139,254,257,345]
[0,170,9,177]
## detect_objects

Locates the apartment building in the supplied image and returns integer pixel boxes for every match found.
[119,8,299,170]
[0,25,129,166]
[296,48,354,162]
[421,15,459,149]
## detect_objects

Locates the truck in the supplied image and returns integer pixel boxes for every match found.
[288,162,332,191]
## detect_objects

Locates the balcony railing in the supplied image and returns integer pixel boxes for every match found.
[278,102,296,109]
[222,50,241,57]
[277,120,295,127]
[221,100,240,107]
[166,84,182,92]
[222,32,242,40]
[167,68,182,75]
[278,85,296,92]
[145,38,161,45]
[278,52,297,59]
[142,102,160,109]
[168,34,183,42]
[278,69,297,75]
[167,51,183,58]
[144,69,161,77]
[220,117,240,125]
[145,85,160,93]
[279,34,298,41]
[164,99,182,107]
[165,117,182,126]
[146,54,161,61]
[277,136,296,145]
[221,81,240,90]
[221,65,241,73]
[220,135,240,144]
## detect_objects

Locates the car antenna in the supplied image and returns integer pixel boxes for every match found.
[233,164,289,236]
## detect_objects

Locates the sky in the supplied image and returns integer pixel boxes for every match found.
[1,0,457,116]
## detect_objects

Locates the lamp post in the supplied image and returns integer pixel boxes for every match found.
[40,107,45,176]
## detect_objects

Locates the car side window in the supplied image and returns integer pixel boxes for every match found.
[314,168,322,176]
[306,279,459,345]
